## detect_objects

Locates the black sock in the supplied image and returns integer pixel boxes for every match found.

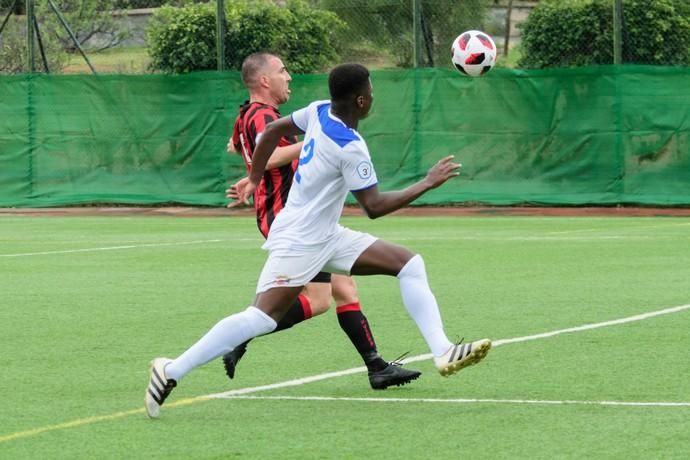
[236,296,311,353]
[336,303,388,372]
[274,294,311,332]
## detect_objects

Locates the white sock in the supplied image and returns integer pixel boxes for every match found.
[397,255,453,357]
[165,306,277,381]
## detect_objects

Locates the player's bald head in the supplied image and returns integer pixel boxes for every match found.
[241,52,279,89]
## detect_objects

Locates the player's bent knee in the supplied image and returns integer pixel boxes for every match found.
[397,254,426,279]
[309,301,331,316]
[310,299,331,316]
[253,286,305,321]
[331,275,359,305]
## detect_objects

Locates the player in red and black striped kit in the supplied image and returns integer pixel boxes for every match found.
[231,100,298,239]
[224,52,421,389]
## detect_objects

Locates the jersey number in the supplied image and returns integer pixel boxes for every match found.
[294,138,315,184]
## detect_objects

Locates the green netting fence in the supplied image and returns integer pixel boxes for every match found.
[1,65,689,207]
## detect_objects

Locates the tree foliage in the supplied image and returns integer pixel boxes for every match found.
[519,0,690,68]
[147,0,345,74]
[0,0,128,73]
[146,2,217,73]
[621,0,690,65]
[315,0,491,68]
[36,0,129,52]
[112,0,207,10]
[0,16,68,73]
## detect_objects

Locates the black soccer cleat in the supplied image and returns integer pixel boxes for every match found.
[368,361,422,390]
[222,342,248,380]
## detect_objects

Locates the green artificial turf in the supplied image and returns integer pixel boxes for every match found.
[1,215,689,458]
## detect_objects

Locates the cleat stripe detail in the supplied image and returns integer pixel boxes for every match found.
[450,345,459,363]
[148,384,161,399]
[436,339,491,376]
[152,367,166,388]
[148,388,163,405]
[150,379,163,393]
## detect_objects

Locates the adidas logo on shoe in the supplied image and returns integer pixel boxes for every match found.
[434,339,491,377]
[145,357,177,418]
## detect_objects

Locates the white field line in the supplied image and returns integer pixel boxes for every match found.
[208,303,690,398]
[1,236,642,258]
[0,239,228,257]
[391,235,682,241]
[1,302,689,444]
[222,395,690,408]
[4,223,689,257]
[381,221,690,241]
[543,221,690,236]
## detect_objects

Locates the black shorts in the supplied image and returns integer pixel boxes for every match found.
[309,271,332,283]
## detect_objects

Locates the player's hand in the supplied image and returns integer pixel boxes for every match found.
[241,179,258,205]
[227,138,236,155]
[226,177,250,208]
[424,155,461,189]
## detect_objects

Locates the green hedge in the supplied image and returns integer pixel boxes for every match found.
[519,0,690,68]
[112,0,207,9]
[147,0,345,73]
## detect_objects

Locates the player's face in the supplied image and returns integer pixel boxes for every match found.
[265,56,292,105]
[357,79,374,119]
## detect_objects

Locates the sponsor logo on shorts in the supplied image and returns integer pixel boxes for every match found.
[274,276,291,286]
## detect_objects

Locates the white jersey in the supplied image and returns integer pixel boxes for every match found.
[263,100,378,250]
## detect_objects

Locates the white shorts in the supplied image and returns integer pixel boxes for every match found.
[256,227,377,293]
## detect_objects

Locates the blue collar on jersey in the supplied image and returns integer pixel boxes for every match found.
[317,103,359,148]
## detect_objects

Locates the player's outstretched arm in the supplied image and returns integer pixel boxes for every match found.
[352,155,461,219]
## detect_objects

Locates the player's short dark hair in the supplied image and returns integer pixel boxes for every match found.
[328,64,370,102]
[241,52,279,88]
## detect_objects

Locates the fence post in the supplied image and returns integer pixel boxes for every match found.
[412,0,421,67]
[504,0,513,57]
[216,0,226,71]
[613,0,623,64]
[25,0,34,72]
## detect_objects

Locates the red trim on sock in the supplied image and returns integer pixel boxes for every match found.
[298,294,312,319]
[336,302,361,314]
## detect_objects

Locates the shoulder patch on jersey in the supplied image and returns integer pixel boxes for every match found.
[356,161,373,180]
[317,103,359,148]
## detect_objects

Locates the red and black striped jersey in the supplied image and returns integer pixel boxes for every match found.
[231,101,299,238]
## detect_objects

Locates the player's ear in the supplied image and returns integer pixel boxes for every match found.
[356,95,364,107]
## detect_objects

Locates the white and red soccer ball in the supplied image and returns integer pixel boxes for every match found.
[451,30,497,77]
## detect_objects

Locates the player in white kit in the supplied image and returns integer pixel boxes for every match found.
[145,64,491,418]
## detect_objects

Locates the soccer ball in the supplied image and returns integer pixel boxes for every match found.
[451,30,497,77]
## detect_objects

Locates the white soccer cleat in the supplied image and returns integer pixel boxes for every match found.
[434,339,492,376]
[145,357,176,418]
